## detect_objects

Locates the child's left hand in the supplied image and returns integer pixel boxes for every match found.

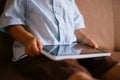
[82,37,98,48]
[75,29,98,48]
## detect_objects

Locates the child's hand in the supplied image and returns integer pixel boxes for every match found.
[75,29,98,48]
[24,37,43,56]
[8,25,43,56]
[82,37,98,48]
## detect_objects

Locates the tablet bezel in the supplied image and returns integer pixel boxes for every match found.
[41,43,111,61]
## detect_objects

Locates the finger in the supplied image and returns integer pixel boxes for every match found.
[91,40,98,48]
[32,41,41,55]
[89,40,98,48]
[25,48,36,56]
[36,38,43,52]
[32,46,40,56]
[94,43,99,48]
[26,44,40,56]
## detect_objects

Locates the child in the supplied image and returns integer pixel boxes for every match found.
[0,0,119,80]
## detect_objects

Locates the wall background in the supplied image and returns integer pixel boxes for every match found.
[76,0,114,50]
[112,0,120,50]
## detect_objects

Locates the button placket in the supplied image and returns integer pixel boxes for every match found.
[53,0,67,44]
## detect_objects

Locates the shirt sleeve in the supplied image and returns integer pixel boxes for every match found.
[0,0,26,32]
[72,0,85,30]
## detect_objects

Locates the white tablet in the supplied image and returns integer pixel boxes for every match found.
[41,43,111,61]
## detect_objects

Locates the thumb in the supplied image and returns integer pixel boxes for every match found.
[36,37,43,51]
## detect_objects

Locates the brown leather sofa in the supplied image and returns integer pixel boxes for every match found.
[0,0,120,80]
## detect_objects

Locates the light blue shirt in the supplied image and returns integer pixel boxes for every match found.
[0,0,85,61]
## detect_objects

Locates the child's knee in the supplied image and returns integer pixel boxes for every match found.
[68,72,96,80]
[102,63,120,80]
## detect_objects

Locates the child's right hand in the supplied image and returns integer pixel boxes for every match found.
[8,25,43,56]
[24,37,43,56]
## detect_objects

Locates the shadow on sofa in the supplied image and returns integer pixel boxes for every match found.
[0,32,35,80]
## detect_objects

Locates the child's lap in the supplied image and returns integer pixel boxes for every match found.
[15,55,118,80]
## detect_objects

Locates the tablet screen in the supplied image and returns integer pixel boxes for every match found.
[42,43,109,56]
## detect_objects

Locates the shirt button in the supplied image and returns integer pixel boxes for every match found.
[59,25,64,30]
[54,10,60,15]
[60,27,64,31]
